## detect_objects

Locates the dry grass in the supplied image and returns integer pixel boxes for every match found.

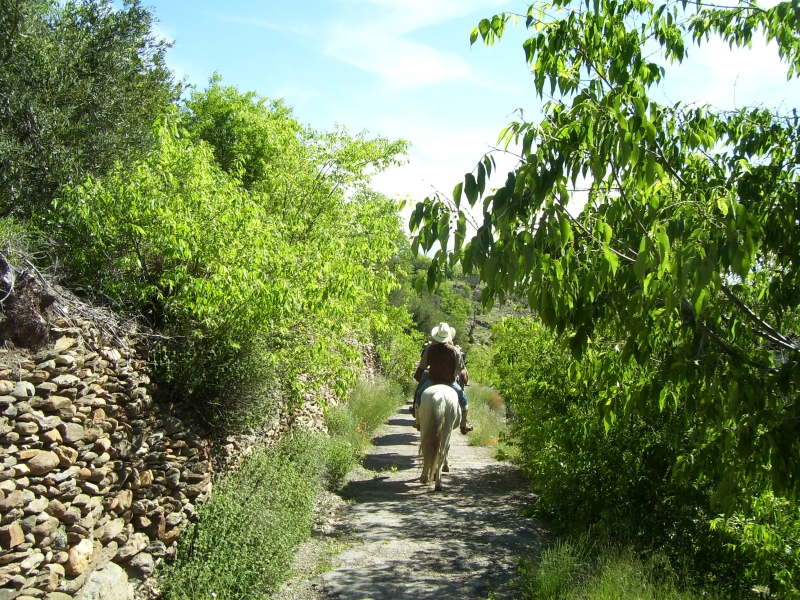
[466,382,508,448]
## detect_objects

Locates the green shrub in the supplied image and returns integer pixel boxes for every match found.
[465,343,496,386]
[322,436,358,490]
[161,433,323,599]
[711,494,800,597]
[46,80,410,432]
[345,377,404,436]
[492,317,752,594]
[152,332,282,431]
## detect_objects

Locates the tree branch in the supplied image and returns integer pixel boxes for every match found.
[682,297,780,374]
[721,285,798,352]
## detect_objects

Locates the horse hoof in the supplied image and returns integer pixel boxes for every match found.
[420,476,428,484]
[435,483,442,491]
[442,465,449,473]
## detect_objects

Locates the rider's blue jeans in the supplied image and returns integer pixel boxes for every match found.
[415,371,468,410]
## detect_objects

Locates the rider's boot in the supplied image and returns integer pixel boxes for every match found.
[409,400,415,418]
[414,410,421,431]
[460,407,473,435]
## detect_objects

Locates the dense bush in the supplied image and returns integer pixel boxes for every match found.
[51,81,413,428]
[711,494,800,596]
[492,317,756,595]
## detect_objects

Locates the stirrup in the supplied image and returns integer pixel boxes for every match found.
[460,423,473,434]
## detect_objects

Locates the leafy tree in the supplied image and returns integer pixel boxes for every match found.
[56,81,411,426]
[412,0,800,507]
[0,0,176,217]
[182,78,408,246]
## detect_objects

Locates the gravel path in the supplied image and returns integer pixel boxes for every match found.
[316,403,546,600]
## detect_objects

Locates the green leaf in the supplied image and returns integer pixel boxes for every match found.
[484,255,500,283]
[465,173,478,205]
[453,182,463,207]
[603,244,619,275]
[426,260,438,294]
[634,238,648,280]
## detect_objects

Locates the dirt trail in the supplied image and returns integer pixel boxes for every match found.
[315,403,546,599]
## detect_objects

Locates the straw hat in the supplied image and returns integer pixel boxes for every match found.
[431,322,455,343]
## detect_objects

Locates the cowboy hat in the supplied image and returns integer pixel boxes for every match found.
[431,322,455,343]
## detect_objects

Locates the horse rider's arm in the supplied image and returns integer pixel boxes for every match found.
[451,347,464,380]
[414,345,431,382]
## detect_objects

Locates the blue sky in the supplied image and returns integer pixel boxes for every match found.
[149,0,798,215]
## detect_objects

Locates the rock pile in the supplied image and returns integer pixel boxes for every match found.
[0,318,213,599]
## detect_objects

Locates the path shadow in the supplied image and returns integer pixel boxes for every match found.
[338,463,544,591]
[325,406,545,599]
[371,432,418,447]
[362,452,418,472]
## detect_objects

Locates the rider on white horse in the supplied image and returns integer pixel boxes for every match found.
[412,322,474,435]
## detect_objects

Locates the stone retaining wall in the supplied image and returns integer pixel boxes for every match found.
[0,267,376,599]
[0,318,213,600]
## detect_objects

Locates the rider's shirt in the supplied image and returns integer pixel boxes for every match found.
[419,342,463,384]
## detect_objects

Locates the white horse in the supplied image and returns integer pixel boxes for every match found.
[418,384,460,491]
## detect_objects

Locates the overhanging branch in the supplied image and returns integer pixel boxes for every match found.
[721,285,798,353]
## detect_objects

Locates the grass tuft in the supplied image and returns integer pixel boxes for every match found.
[466,382,509,449]
[517,537,592,599]
[517,538,720,600]
[324,376,404,486]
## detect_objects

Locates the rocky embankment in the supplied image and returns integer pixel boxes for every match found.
[0,259,363,599]
[0,318,212,600]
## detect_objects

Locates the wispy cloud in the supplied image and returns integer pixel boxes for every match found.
[212,14,313,37]
[325,0,510,89]
[326,28,472,88]
[370,119,518,203]
[274,84,319,105]
[354,0,509,33]
[658,33,800,111]
[152,23,176,46]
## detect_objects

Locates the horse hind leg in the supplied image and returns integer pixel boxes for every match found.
[437,430,454,487]
[434,443,446,491]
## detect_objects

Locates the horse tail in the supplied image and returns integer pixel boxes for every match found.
[419,390,446,483]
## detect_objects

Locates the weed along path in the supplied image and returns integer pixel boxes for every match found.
[318,403,546,599]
